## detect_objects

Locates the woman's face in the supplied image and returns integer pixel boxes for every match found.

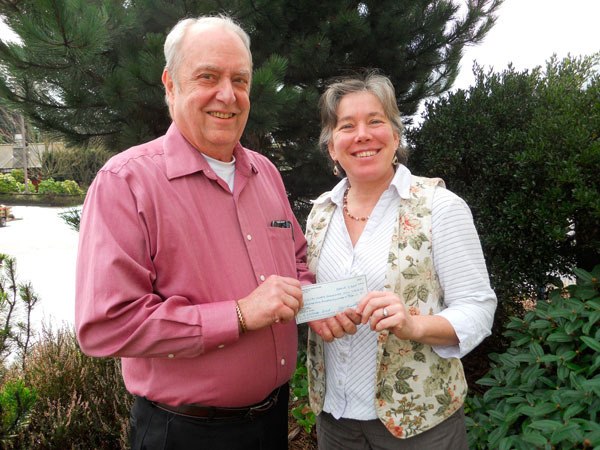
[328,91,399,185]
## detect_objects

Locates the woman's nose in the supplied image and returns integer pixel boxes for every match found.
[355,123,371,141]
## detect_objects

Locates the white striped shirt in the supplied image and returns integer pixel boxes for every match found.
[314,165,497,420]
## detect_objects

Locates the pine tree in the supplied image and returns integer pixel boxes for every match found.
[0,0,501,216]
[0,106,20,143]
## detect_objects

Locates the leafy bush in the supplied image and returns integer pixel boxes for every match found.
[0,378,36,446]
[0,175,20,194]
[466,266,600,449]
[0,254,39,369]
[408,55,600,324]
[58,207,82,232]
[8,327,131,449]
[37,178,84,195]
[290,350,316,434]
[9,170,24,184]
[41,146,112,187]
[0,256,129,448]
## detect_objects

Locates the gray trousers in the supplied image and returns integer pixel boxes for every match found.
[316,407,469,450]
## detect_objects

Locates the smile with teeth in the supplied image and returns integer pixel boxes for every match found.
[209,112,235,119]
[354,150,378,158]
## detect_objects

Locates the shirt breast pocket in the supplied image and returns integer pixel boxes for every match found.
[267,226,296,277]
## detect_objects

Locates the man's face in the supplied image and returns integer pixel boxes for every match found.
[162,25,252,161]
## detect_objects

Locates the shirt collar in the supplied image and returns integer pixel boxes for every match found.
[164,123,257,180]
[312,164,413,206]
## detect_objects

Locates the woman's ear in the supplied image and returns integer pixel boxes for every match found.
[393,131,400,150]
[328,140,337,161]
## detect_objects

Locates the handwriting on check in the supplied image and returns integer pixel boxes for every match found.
[296,275,368,324]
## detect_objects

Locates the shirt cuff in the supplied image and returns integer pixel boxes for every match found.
[433,307,490,359]
[199,300,240,352]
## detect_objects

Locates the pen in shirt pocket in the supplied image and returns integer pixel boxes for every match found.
[270,220,294,241]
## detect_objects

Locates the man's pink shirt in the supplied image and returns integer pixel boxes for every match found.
[75,123,314,407]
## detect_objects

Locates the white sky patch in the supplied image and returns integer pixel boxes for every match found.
[453,0,600,90]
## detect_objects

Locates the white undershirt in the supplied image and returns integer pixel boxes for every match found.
[203,154,236,191]
[315,166,497,420]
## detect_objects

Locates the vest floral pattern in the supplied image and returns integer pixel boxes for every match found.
[305,176,468,439]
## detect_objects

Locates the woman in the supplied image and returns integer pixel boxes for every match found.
[305,72,497,449]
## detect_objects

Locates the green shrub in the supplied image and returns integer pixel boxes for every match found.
[9,170,24,184]
[41,146,112,187]
[0,254,40,369]
[37,178,84,195]
[60,179,84,195]
[58,207,82,232]
[0,175,19,194]
[8,327,131,449]
[290,350,316,434]
[408,55,600,328]
[16,181,35,193]
[0,379,36,447]
[466,266,600,449]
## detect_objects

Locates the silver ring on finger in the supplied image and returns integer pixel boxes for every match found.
[382,308,389,318]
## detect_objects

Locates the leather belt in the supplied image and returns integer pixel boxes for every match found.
[151,387,280,420]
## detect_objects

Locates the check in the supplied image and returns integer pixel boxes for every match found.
[296,275,368,324]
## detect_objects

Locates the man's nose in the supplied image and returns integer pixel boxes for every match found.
[216,79,236,104]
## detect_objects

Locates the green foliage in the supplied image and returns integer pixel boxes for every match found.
[0,254,39,370]
[290,350,316,434]
[58,207,82,232]
[0,174,34,194]
[6,327,131,449]
[7,170,35,194]
[0,175,20,194]
[0,107,20,144]
[0,379,37,446]
[466,266,600,449]
[37,178,84,195]
[8,170,23,184]
[41,146,112,187]
[408,55,600,319]
[0,0,502,216]
[0,259,129,449]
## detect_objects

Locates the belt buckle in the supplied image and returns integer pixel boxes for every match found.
[245,390,278,418]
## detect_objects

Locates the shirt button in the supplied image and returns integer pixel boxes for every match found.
[246,234,252,241]
[218,344,225,349]
[280,358,286,366]
[259,275,265,281]
[167,354,174,359]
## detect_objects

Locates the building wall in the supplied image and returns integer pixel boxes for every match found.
[0,142,65,172]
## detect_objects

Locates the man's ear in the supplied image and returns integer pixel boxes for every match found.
[162,69,174,102]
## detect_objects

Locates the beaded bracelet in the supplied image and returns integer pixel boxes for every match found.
[235,301,247,334]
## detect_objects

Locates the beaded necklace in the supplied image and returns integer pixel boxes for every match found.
[342,186,369,221]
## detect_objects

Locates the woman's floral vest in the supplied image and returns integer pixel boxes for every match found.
[305,176,468,439]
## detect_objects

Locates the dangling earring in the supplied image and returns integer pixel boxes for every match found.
[333,163,340,176]
[392,155,399,166]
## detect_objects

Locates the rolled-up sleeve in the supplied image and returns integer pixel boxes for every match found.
[430,188,497,358]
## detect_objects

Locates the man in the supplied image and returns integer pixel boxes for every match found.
[75,15,313,450]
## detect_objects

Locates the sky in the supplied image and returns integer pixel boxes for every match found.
[1,0,599,92]
[452,0,600,90]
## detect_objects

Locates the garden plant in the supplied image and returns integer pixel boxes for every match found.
[466,266,600,449]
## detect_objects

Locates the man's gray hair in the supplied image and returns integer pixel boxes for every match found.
[164,15,252,82]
